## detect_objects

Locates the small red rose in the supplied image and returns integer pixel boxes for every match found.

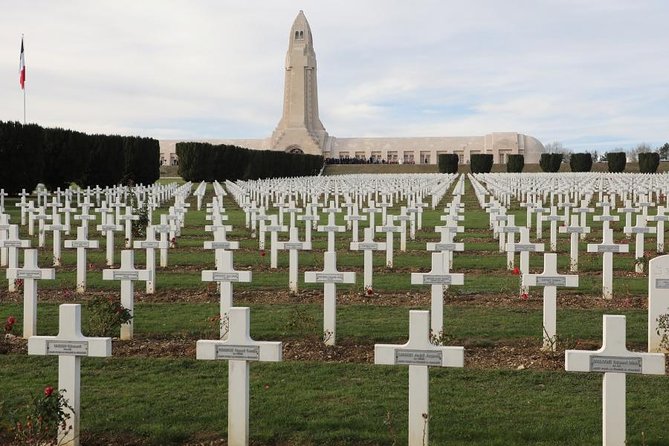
[521,293,529,300]
[366,287,374,296]
[260,250,266,257]
[44,386,54,397]
[512,267,520,275]
[6,316,16,326]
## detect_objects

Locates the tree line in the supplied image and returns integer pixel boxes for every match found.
[0,121,160,194]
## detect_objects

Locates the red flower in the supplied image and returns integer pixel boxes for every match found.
[512,267,520,275]
[6,316,16,326]
[259,250,266,257]
[521,293,529,300]
[366,287,374,296]
[44,386,54,397]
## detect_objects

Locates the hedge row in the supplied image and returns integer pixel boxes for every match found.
[437,154,459,174]
[539,153,564,172]
[470,154,493,173]
[507,155,524,173]
[176,142,323,181]
[0,121,159,194]
[569,153,593,172]
[607,152,626,173]
[639,152,660,174]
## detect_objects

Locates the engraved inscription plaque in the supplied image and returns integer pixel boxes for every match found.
[590,356,642,374]
[47,341,89,356]
[395,349,443,366]
[215,345,260,361]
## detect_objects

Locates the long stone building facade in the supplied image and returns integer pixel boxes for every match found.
[160,11,544,166]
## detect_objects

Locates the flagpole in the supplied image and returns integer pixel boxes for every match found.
[22,34,26,124]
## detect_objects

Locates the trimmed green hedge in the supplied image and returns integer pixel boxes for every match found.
[470,154,493,173]
[569,153,593,172]
[607,152,626,173]
[176,142,323,181]
[0,121,159,193]
[639,152,660,174]
[539,153,563,172]
[437,154,459,174]
[506,154,524,173]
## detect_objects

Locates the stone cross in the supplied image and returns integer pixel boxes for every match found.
[376,214,401,268]
[617,200,638,239]
[102,250,152,340]
[349,227,386,291]
[44,213,68,266]
[559,215,591,272]
[64,226,99,293]
[623,215,655,273]
[426,229,464,273]
[196,307,281,446]
[265,215,287,269]
[648,206,669,253]
[153,214,171,267]
[96,211,123,267]
[133,226,167,294]
[396,207,412,252]
[523,253,578,351]
[1,224,31,291]
[375,310,464,446]
[15,191,30,226]
[498,215,521,269]
[304,251,356,345]
[363,201,381,237]
[6,249,55,338]
[343,204,367,244]
[201,250,252,339]
[572,199,595,240]
[411,252,464,338]
[543,205,566,251]
[316,211,345,252]
[276,227,312,293]
[34,205,51,248]
[531,204,548,240]
[565,315,665,446]
[647,255,669,352]
[28,304,112,446]
[119,206,139,247]
[0,213,9,267]
[297,205,319,244]
[204,227,240,270]
[587,229,629,299]
[506,227,545,295]
[593,205,619,234]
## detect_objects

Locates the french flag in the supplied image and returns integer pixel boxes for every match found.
[19,37,25,90]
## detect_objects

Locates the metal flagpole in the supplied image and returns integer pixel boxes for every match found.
[21,34,26,124]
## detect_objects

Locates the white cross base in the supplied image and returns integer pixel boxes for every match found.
[565,315,664,446]
[375,310,464,446]
[197,307,281,446]
[28,304,112,446]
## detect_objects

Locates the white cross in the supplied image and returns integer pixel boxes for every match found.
[498,215,521,269]
[316,210,345,252]
[0,213,11,267]
[396,207,412,252]
[411,252,464,337]
[201,250,251,339]
[153,214,171,267]
[376,214,401,268]
[196,307,282,446]
[265,215,288,269]
[375,310,464,446]
[204,227,240,271]
[565,315,665,446]
[543,205,566,252]
[623,215,655,273]
[6,249,55,338]
[617,200,638,238]
[343,204,367,244]
[350,227,386,290]
[648,206,669,253]
[34,206,51,248]
[28,304,112,446]
[587,229,629,299]
[426,228,464,273]
[276,227,312,293]
[133,225,167,294]
[593,205,619,234]
[1,224,31,291]
[119,206,140,247]
[64,226,100,293]
[523,253,578,351]
[362,201,381,237]
[96,210,123,267]
[102,250,152,339]
[572,199,595,240]
[506,227,545,295]
[304,251,356,345]
[559,214,591,272]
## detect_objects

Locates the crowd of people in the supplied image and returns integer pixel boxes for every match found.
[324,157,411,165]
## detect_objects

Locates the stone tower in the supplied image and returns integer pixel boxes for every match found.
[271,10,329,155]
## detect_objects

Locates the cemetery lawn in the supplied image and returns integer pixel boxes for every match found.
[1,179,669,445]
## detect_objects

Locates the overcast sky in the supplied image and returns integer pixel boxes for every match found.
[1,1,667,152]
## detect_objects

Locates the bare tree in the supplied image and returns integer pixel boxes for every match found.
[627,143,652,162]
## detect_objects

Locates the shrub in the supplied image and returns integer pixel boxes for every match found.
[437,154,459,173]
[569,153,593,172]
[470,154,493,173]
[506,154,524,173]
[84,295,132,337]
[539,153,563,172]
[607,152,626,173]
[639,152,660,173]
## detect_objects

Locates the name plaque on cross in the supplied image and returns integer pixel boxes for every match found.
[113,271,139,280]
[285,242,303,249]
[71,241,91,248]
[433,243,458,250]
[47,340,89,356]
[395,349,443,366]
[536,276,567,286]
[17,270,44,279]
[3,241,23,248]
[140,241,160,248]
[423,275,452,285]
[655,278,669,289]
[215,345,260,361]
[99,224,119,231]
[514,244,537,251]
[213,272,240,281]
[315,273,344,282]
[590,356,642,374]
[357,242,379,249]
[210,242,235,249]
[597,246,621,253]
[322,226,341,231]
